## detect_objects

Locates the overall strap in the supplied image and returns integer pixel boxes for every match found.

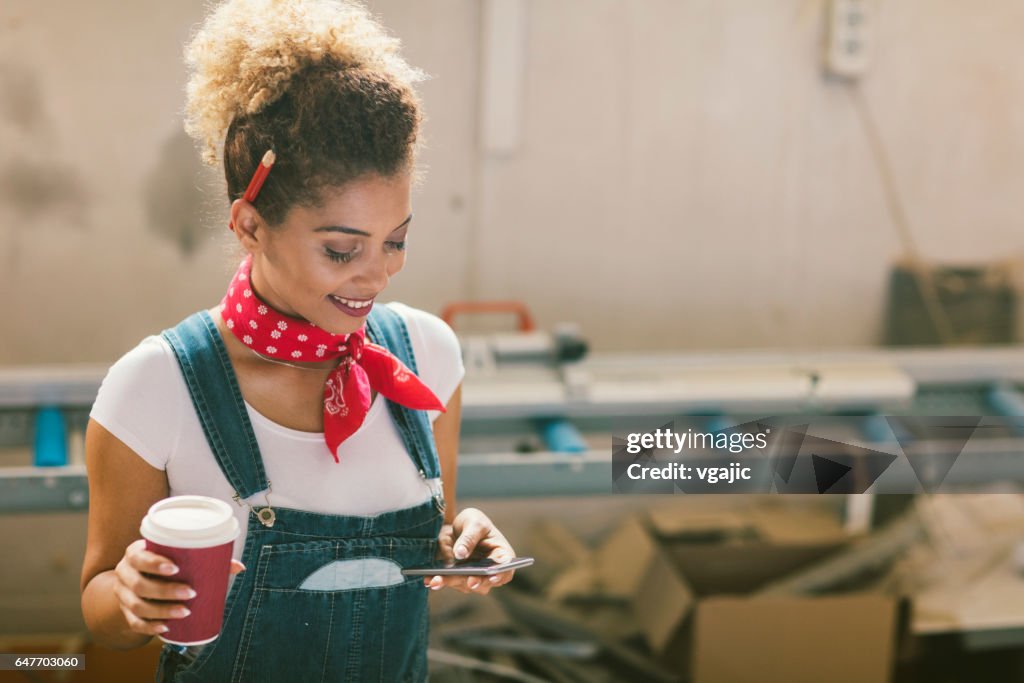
[161,310,270,499]
[366,304,442,480]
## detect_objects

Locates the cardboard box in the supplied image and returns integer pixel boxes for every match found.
[619,501,906,683]
[692,594,903,683]
[648,501,849,595]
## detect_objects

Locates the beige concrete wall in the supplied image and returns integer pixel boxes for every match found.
[0,0,480,364]
[1,0,1022,364]
[476,0,1024,351]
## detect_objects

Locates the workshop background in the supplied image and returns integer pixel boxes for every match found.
[3,0,1024,682]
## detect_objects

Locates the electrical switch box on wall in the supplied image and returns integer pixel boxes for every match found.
[825,0,872,79]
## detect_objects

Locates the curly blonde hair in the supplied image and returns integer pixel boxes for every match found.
[183,0,426,225]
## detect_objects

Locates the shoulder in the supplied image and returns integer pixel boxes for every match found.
[383,302,461,360]
[383,302,464,408]
[92,334,186,414]
[89,334,187,471]
[102,335,181,385]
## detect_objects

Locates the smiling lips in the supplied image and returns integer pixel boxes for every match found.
[329,294,375,316]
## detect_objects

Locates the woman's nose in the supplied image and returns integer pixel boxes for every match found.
[354,251,390,293]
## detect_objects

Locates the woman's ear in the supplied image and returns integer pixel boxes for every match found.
[230,199,264,251]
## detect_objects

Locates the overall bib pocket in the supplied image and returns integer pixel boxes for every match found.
[233,537,436,683]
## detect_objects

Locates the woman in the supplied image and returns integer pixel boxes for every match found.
[79,1,517,680]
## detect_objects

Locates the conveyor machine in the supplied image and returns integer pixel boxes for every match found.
[5,313,1024,512]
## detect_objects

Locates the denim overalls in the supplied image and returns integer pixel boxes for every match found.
[154,305,445,683]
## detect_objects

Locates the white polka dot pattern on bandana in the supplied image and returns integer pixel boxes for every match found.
[271,330,281,339]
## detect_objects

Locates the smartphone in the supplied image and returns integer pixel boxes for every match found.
[401,556,535,577]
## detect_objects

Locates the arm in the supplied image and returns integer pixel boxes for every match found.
[427,382,517,594]
[433,383,462,524]
[79,418,199,649]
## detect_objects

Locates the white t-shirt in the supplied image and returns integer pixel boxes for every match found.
[89,302,464,562]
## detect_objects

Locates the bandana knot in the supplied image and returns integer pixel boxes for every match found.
[345,334,363,361]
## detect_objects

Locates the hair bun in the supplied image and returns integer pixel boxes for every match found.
[183,0,425,165]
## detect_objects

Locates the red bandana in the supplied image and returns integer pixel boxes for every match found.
[219,254,445,462]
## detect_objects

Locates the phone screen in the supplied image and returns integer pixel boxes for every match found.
[400,556,535,576]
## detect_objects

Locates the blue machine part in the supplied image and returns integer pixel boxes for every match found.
[704,415,734,434]
[861,413,897,443]
[536,418,588,453]
[988,381,1024,435]
[33,405,68,467]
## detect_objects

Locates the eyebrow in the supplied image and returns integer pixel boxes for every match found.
[313,214,413,237]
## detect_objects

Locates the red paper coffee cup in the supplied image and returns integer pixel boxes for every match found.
[140,495,240,646]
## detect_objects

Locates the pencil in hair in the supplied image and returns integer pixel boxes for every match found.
[229,150,276,230]
[243,150,276,203]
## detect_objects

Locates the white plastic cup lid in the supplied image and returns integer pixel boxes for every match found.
[140,495,239,548]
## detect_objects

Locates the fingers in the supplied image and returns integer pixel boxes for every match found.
[434,524,456,564]
[115,578,189,636]
[118,543,195,600]
[488,569,515,588]
[125,539,182,577]
[423,574,487,594]
[118,601,173,636]
[229,559,247,576]
[116,540,195,636]
[429,509,519,594]
[463,569,514,592]
[453,517,488,560]
[421,568,515,595]
[463,575,493,594]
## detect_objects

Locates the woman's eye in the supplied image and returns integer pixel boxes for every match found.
[326,241,403,262]
[325,247,356,263]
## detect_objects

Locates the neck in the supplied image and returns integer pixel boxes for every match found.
[211,306,340,372]
[250,348,341,372]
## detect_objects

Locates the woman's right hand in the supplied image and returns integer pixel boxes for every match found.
[113,539,245,636]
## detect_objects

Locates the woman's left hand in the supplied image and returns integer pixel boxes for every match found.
[425,507,516,594]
